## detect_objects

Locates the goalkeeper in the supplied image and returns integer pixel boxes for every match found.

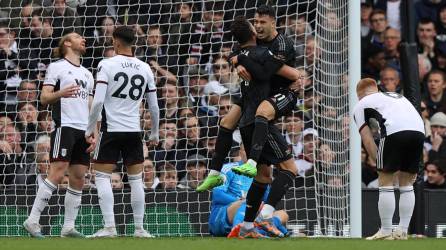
[197,4,298,191]
[209,154,289,237]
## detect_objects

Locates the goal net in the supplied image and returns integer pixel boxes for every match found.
[0,0,350,237]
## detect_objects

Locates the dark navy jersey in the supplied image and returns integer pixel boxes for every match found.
[257,33,296,95]
[237,45,284,127]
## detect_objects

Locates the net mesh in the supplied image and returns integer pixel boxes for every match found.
[0,0,350,236]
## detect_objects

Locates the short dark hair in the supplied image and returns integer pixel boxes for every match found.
[113,26,136,46]
[256,5,276,19]
[230,16,254,45]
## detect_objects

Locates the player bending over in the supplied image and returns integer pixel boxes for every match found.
[197,4,299,192]
[209,146,289,237]
[23,32,94,238]
[353,78,425,240]
[85,26,160,238]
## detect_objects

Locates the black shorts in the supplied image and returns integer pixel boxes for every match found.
[267,90,298,119]
[377,130,425,173]
[50,126,90,166]
[240,123,292,165]
[93,131,144,166]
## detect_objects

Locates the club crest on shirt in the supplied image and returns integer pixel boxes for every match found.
[61,148,67,157]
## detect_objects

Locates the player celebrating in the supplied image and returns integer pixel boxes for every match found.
[23,32,94,238]
[222,16,300,238]
[353,78,425,240]
[85,26,160,238]
[197,5,297,191]
[209,146,289,237]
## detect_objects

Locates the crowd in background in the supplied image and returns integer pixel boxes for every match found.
[0,0,445,191]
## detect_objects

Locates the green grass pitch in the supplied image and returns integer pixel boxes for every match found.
[0,238,445,250]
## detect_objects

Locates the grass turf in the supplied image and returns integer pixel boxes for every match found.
[0,238,445,250]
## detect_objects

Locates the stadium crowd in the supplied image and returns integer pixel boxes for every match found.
[0,0,444,192]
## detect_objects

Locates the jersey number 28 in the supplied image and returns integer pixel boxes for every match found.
[112,72,145,100]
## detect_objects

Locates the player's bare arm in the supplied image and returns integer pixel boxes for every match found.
[359,125,377,163]
[40,84,80,105]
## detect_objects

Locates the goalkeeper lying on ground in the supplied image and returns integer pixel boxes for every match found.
[209,146,289,237]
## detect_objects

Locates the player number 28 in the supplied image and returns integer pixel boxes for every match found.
[112,72,145,100]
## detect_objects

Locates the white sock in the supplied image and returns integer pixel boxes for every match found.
[242,221,254,230]
[260,204,275,219]
[29,178,56,223]
[128,173,145,229]
[247,159,257,167]
[378,186,395,234]
[63,187,82,229]
[95,171,115,228]
[208,170,220,176]
[399,186,415,233]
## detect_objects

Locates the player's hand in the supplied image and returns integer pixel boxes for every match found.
[229,55,238,66]
[0,140,13,155]
[59,84,80,98]
[147,134,159,148]
[149,60,160,70]
[85,134,96,153]
[432,132,443,151]
[236,65,252,81]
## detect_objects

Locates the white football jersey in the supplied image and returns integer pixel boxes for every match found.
[44,59,94,130]
[96,55,156,132]
[353,92,425,136]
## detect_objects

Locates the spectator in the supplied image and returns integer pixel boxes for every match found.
[424,159,446,189]
[212,56,238,95]
[189,1,225,64]
[362,45,386,80]
[363,9,388,50]
[19,9,57,80]
[157,162,178,190]
[425,70,446,116]
[286,13,312,62]
[111,172,123,189]
[17,80,38,106]
[0,23,20,109]
[284,112,305,156]
[417,19,437,63]
[149,60,177,86]
[177,115,205,157]
[159,82,180,121]
[199,80,228,120]
[143,158,159,189]
[185,66,209,107]
[50,0,82,38]
[149,120,186,176]
[296,128,319,178]
[379,67,401,93]
[143,25,177,70]
[17,103,38,143]
[360,1,373,38]
[418,54,432,88]
[415,0,446,23]
[318,143,342,187]
[88,16,116,69]
[178,154,207,189]
[383,28,401,66]
[0,124,34,186]
[427,112,446,161]
[437,5,446,35]
[166,1,198,66]
[37,110,53,135]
